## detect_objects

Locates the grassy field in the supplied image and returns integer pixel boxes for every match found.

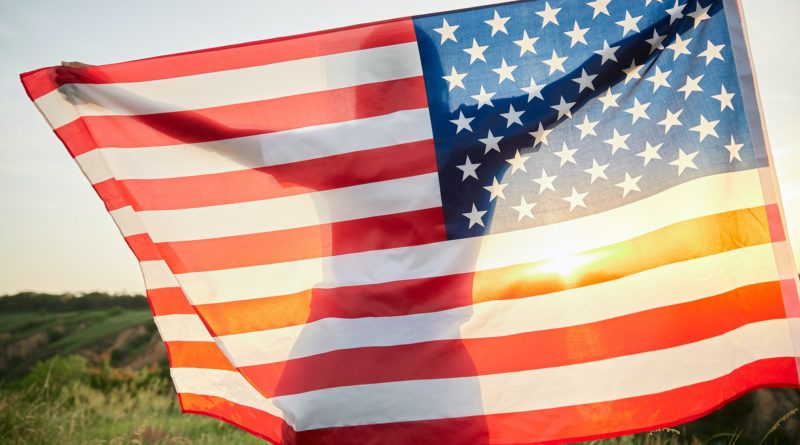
[1,358,263,445]
[1,309,155,380]
[1,293,799,444]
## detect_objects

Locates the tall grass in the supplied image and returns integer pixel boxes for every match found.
[0,356,262,445]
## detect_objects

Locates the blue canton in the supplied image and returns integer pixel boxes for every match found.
[413,0,767,240]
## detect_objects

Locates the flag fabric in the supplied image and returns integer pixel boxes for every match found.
[20,0,800,443]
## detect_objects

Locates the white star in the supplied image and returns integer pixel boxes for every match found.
[463,39,488,64]
[666,0,687,25]
[583,159,609,183]
[543,50,568,75]
[537,2,561,28]
[514,31,539,56]
[521,78,545,102]
[624,98,651,124]
[471,86,496,109]
[637,141,663,166]
[506,150,530,175]
[598,88,621,112]
[563,187,589,212]
[646,67,672,92]
[657,108,684,134]
[623,59,645,84]
[645,0,664,6]
[533,169,558,193]
[485,10,510,36]
[616,11,642,37]
[463,204,487,228]
[690,115,719,141]
[493,58,518,84]
[554,142,578,167]
[712,84,736,111]
[667,34,692,60]
[573,69,598,92]
[565,22,590,47]
[501,104,524,127]
[479,130,503,154]
[688,3,712,29]
[512,197,537,221]
[434,19,459,44]
[551,96,576,120]
[604,129,631,154]
[725,136,744,162]
[456,155,481,181]
[677,74,704,99]
[450,111,474,133]
[616,173,643,197]
[530,123,552,147]
[484,177,509,201]
[594,40,620,65]
[646,30,668,54]
[443,67,467,91]
[575,115,599,139]
[670,149,699,175]
[698,40,725,65]
[587,0,611,18]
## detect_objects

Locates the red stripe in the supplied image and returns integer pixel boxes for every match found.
[96,139,436,211]
[166,341,236,371]
[55,77,427,156]
[148,287,195,315]
[126,233,161,261]
[239,281,787,397]
[20,18,416,100]
[156,208,446,273]
[766,202,788,243]
[294,358,799,445]
[178,394,288,445]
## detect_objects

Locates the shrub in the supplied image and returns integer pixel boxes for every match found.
[18,355,89,393]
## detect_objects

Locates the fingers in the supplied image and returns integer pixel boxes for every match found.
[61,61,94,69]
[54,61,98,84]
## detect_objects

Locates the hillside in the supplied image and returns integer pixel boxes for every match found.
[0,292,265,444]
[0,293,164,380]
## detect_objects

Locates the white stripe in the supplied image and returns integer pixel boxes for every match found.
[36,43,423,129]
[109,206,146,236]
[216,243,783,366]
[76,109,433,184]
[171,368,286,422]
[154,314,213,342]
[138,173,441,242]
[176,168,767,304]
[274,319,798,430]
[140,260,178,289]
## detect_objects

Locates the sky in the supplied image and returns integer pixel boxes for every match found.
[0,0,797,295]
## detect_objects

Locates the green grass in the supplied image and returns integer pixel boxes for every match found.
[0,380,265,445]
[1,309,154,379]
[0,311,52,333]
[0,310,117,349]
[46,310,153,355]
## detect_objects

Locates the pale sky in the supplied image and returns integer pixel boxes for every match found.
[0,0,797,294]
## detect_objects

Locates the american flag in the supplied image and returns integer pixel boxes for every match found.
[21,0,800,443]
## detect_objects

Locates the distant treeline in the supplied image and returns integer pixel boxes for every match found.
[0,292,149,312]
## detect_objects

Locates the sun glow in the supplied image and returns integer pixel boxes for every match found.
[536,252,599,282]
